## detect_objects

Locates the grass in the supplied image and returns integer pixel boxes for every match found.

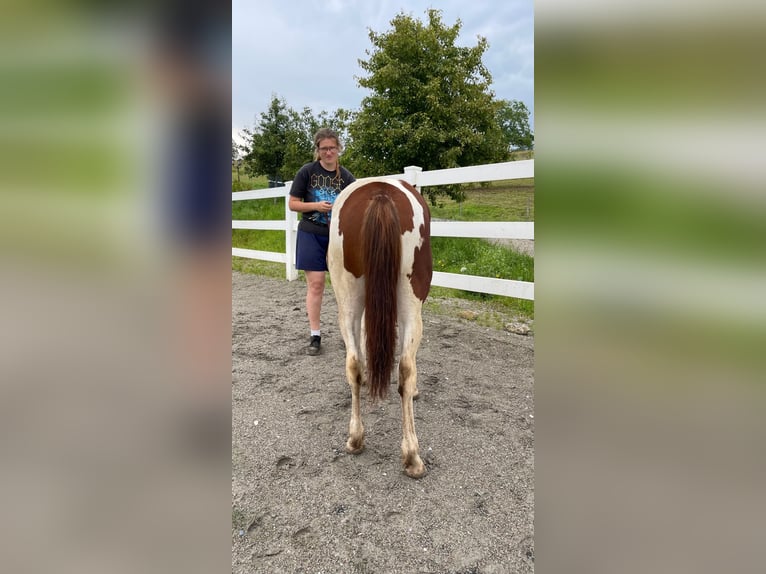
[232,170,268,192]
[424,294,529,331]
[232,183,293,265]
[232,169,292,265]
[428,179,535,221]
[232,165,535,323]
[430,235,534,317]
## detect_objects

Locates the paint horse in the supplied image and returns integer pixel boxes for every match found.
[328,177,432,478]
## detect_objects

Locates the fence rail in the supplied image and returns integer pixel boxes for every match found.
[232,160,534,300]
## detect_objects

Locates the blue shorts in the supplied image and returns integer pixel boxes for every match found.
[295,230,330,271]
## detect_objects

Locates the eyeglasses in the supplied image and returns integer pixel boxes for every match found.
[318,146,338,153]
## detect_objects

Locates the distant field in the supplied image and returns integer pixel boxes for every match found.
[428,178,534,222]
[232,169,268,191]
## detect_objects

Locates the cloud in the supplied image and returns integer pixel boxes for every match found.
[232,0,534,132]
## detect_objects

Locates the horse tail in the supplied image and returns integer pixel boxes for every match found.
[362,193,401,402]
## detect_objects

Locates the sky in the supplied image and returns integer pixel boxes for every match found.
[232,0,533,145]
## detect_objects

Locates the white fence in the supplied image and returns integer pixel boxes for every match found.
[232,160,534,300]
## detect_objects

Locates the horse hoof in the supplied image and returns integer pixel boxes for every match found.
[404,461,426,479]
[345,440,364,455]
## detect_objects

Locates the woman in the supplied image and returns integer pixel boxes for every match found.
[288,128,356,355]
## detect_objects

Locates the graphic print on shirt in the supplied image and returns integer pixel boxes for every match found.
[308,172,345,225]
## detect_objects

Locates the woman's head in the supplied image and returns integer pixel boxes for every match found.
[313,127,342,163]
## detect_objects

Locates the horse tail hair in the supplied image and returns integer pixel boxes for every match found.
[362,193,401,402]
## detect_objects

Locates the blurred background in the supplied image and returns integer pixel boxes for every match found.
[535,1,766,572]
[1,1,231,573]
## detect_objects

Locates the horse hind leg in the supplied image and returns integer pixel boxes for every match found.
[345,349,365,454]
[336,284,366,454]
[398,346,425,478]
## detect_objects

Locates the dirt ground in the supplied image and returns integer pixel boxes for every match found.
[231,271,534,573]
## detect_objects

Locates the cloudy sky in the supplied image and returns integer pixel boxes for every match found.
[232,0,533,143]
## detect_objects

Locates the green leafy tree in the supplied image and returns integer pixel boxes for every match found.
[242,95,355,184]
[285,107,354,177]
[497,99,534,151]
[232,138,242,184]
[347,9,508,203]
[241,95,311,184]
[280,106,315,180]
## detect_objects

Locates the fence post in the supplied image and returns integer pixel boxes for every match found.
[283,181,298,281]
[402,166,422,190]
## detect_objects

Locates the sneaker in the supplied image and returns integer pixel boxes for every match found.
[307,335,321,356]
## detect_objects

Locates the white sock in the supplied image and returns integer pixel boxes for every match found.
[311,330,321,337]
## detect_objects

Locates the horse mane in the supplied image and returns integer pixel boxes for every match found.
[361,193,401,401]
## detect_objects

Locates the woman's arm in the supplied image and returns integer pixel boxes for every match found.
[289,195,314,213]
[289,195,332,214]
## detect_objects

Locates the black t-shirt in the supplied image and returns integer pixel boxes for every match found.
[289,161,355,236]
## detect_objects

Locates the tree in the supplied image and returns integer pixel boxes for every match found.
[241,95,355,183]
[347,9,508,202]
[232,138,242,182]
[241,95,311,183]
[287,106,354,177]
[496,99,534,151]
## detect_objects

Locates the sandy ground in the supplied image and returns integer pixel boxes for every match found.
[232,272,534,573]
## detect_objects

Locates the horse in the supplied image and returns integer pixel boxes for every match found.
[327,177,432,478]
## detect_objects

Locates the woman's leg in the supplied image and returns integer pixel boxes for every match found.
[305,270,326,332]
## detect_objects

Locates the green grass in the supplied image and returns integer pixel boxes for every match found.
[231,256,287,279]
[431,236,534,317]
[232,168,268,191]
[428,179,535,221]
[232,168,293,261]
[232,166,535,321]
[423,293,530,331]
[232,190,295,257]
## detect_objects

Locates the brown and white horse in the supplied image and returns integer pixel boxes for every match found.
[328,177,432,478]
